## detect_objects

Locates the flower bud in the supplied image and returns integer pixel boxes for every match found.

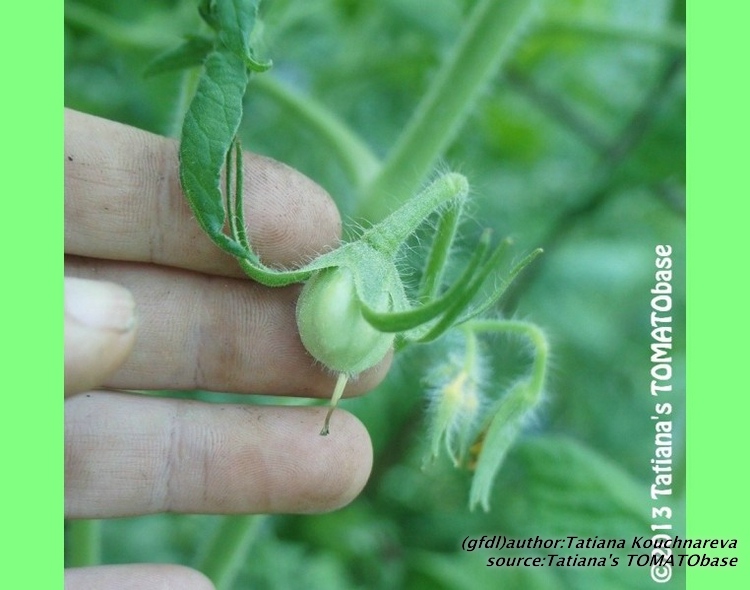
[424,334,485,467]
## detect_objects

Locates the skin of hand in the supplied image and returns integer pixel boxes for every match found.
[64,109,390,589]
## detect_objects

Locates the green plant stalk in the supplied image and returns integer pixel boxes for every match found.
[251,75,381,189]
[356,0,536,221]
[362,173,468,257]
[67,519,101,568]
[196,515,266,590]
[320,372,350,435]
[539,17,686,51]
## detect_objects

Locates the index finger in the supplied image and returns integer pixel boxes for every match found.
[64,109,342,277]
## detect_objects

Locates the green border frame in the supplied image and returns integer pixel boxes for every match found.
[687,0,749,588]
[5,3,62,588]
[20,0,747,587]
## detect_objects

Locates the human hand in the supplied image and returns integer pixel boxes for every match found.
[64,109,389,589]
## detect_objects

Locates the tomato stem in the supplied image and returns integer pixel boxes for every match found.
[320,373,350,436]
[356,0,537,221]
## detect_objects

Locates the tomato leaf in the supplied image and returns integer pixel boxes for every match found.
[178,0,273,269]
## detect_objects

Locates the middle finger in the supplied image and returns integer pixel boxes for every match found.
[65,256,390,397]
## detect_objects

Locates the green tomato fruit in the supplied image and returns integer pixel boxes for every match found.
[296,266,393,375]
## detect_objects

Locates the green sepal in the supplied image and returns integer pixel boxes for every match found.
[361,231,490,333]
[415,236,512,343]
[417,200,463,303]
[459,247,543,323]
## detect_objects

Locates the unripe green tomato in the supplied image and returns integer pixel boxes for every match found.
[296,266,393,375]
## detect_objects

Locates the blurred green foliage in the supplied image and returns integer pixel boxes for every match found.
[65,0,685,588]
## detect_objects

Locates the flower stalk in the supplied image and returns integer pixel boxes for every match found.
[463,320,549,510]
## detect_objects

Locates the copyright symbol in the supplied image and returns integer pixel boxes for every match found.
[651,565,672,583]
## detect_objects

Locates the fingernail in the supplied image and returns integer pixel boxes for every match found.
[65,277,136,333]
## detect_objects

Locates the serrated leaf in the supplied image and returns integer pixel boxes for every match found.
[178,1,281,285]
[179,49,249,258]
[215,0,263,65]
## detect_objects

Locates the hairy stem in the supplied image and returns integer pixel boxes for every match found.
[538,17,685,51]
[362,173,468,257]
[356,0,536,221]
